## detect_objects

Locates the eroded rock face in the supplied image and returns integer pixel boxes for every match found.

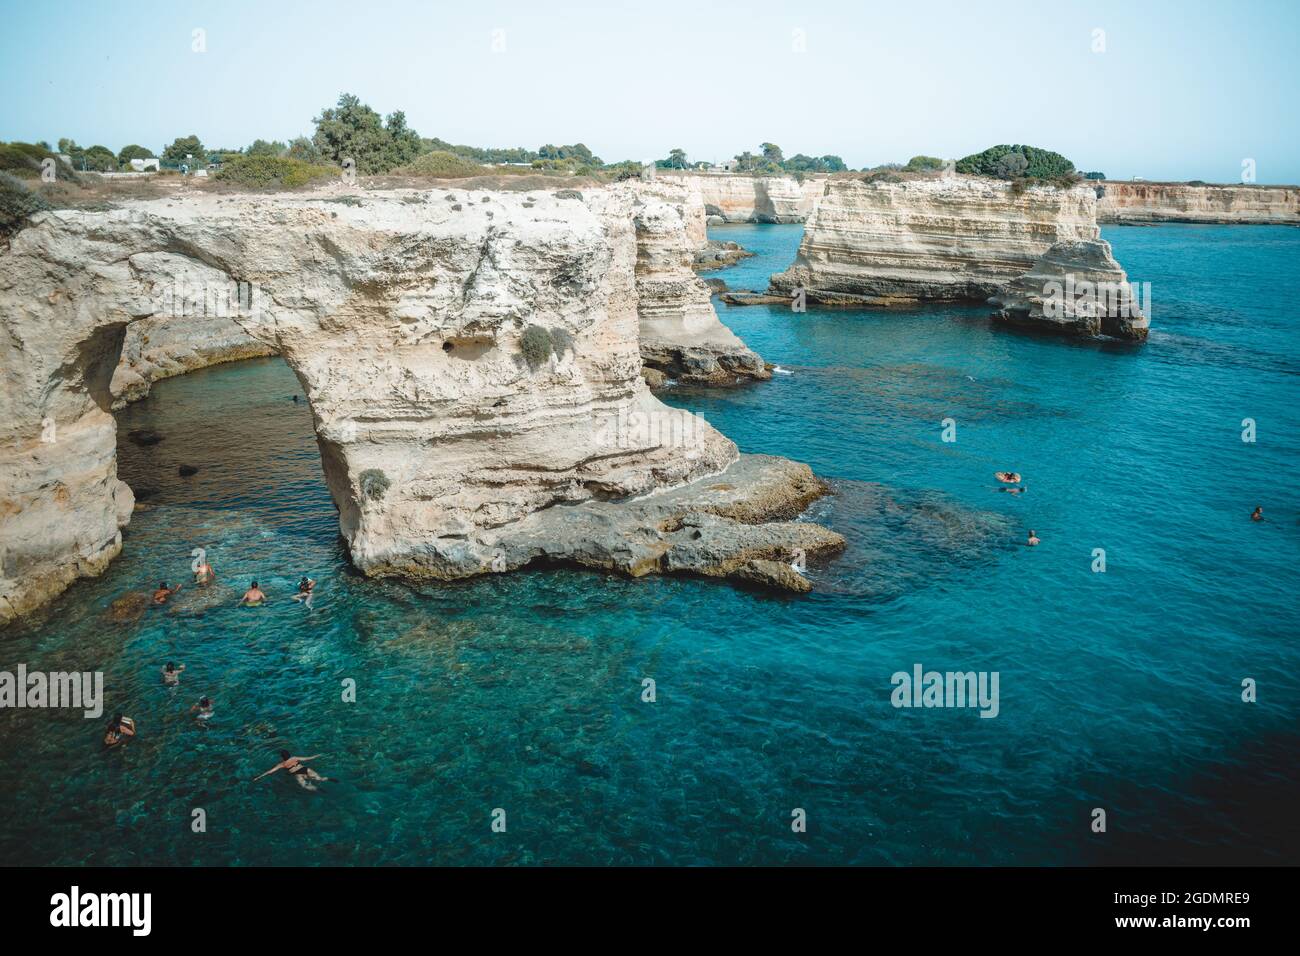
[111,314,274,406]
[0,184,829,623]
[1096,182,1300,224]
[632,195,768,386]
[770,177,1101,304]
[989,238,1150,340]
[665,173,826,223]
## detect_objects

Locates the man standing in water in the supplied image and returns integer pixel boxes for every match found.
[193,555,215,584]
[239,582,268,606]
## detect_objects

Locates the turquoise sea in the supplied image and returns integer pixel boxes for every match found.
[1,222,1297,866]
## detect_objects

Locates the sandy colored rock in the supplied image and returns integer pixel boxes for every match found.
[770,176,1101,304]
[1096,182,1300,224]
[0,183,832,622]
[989,238,1150,340]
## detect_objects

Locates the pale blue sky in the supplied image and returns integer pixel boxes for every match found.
[3,0,1298,182]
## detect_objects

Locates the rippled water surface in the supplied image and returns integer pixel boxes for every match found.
[2,222,1297,865]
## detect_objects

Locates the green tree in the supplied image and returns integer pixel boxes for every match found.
[761,142,784,165]
[955,144,1075,179]
[161,135,206,166]
[903,155,946,172]
[286,136,324,164]
[246,139,288,157]
[311,94,422,174]
[657,147,688,169]
[117,144,154,168]
[81,145,117,172]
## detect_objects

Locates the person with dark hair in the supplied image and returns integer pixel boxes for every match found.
[190,696,214,725]
[104,714,136,748]
[161,661,186,686]
[153,581,182,604]
[239,581,267,607]
[1027,530,1041,547]
[291,576,316,608]
[254,751,329,790]
[1251,506,1264,522]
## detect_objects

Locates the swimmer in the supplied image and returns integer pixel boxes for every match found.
[190,696,214,725]
[193,557,215,584]
[153,581,182,605]
[104,714,136,748]
[999,484,1027,495]
[254,750,329,791]
[161,661,186,686]
[290,576,316,608]
[1251,506,1263,522]
[1027,529,1040,547]
[239,581,268,607]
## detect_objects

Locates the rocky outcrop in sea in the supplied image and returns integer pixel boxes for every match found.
[0,183,834,623]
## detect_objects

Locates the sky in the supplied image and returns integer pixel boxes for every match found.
[2,0,1298,183]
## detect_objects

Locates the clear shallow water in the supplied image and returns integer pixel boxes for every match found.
[2,223,1298,866]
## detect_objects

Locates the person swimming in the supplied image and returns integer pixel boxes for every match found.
[153,581,182,605]
[290,576,316,608]
[104,714,136,748]
[254,750,329,791]
[999,484,1027,495]
[161,661,186,686]
[190,696,214,725]
[1251,506,1263,522]
[193,558,215,584]
[1027,530,1041,546]
[239,581,267,606]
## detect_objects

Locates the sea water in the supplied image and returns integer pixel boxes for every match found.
[1,222,1296,865]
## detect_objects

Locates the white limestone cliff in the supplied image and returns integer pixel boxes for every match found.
[0,184,839,623]
[770,177,1101,304]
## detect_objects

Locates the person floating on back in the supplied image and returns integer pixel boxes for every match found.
[104,714,136,748]
[240,581,267,607]
[161,662,186,686]
[153,581,182,605]
[254,750,329,791]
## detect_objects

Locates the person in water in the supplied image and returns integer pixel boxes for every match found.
[193,557,215,584]
[291,576,316,608]
[999,485,1027,495]
[104,714,136,748]
[1027,530,1041,546]
[255,750,329,791]
[161,661,186,686]
[190,696,214,725]
[153,581,182,605]
[1251,506,1263,522]
[239,581,267,606]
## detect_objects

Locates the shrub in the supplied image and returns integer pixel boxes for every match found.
[215,155,338,189]
[358,469,391,502]
[396,150,485,178]
[0,171,51,240]
[956,144,1076,179]
[0,141,78,181]
[549,327,575,358]
[903,155,946,172]
[519,324,555,370]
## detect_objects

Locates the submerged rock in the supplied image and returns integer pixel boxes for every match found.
[692,239,755,272]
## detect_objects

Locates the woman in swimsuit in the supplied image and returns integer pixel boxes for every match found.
[104,714,136,748]
[193,559,215,584]
[254,750,329,791]
[153,581,182,605]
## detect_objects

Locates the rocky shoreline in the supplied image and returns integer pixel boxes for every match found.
[1096,181,1300,225]
[0,181,825,623]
